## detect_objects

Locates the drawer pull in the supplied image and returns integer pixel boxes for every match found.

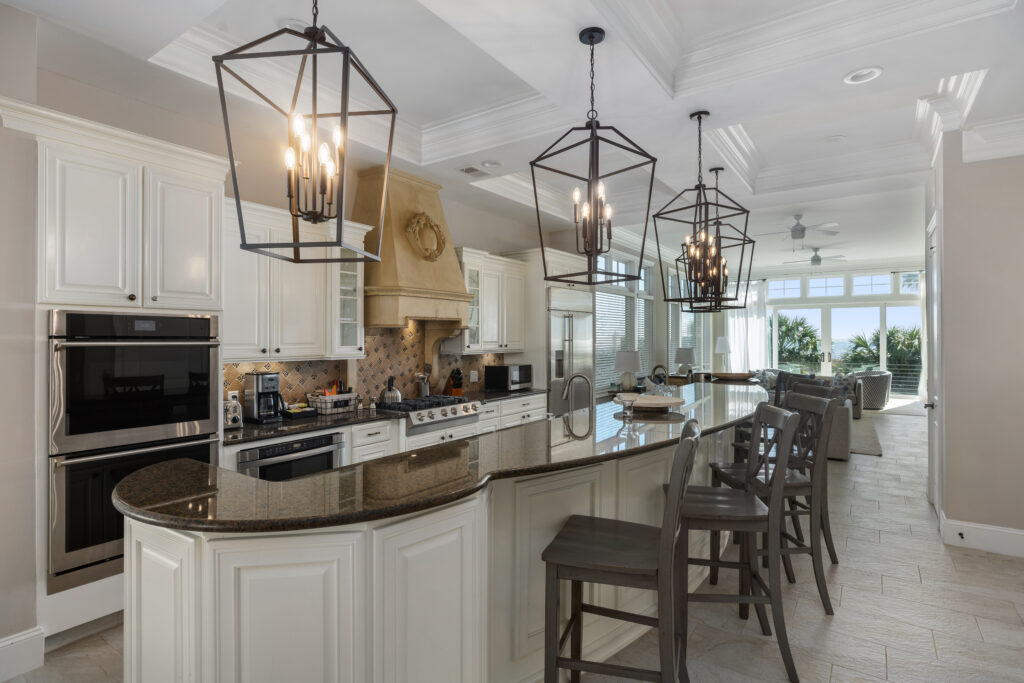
[366,431,381,437]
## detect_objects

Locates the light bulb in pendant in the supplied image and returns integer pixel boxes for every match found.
[292,113,305,136]
[604,205,612,221]
[582,202,590,219]
[318,143,331,165]
[284,147,296,170]
[325,160,336,177]
[333,126,343,149]
[598,182,606,200]
[300,133,311,153]
[572,187,581,205]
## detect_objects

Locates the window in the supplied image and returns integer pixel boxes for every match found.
[767,279,801,299]
[596,255,633,287]
[808,277,844,297]
[852,274,891,296]
[668,301,706,370]
[595,255,656,389]
[899,272,921,295]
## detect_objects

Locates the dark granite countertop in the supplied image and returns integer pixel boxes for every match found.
[223,410,405,446]
[115,383,765,533]
[459,387,547,404]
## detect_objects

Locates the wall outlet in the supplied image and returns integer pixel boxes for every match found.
[470,370,479,383]
[227,390,240,402]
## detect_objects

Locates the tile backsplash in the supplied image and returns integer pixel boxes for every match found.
[223,360,344,405]
[357,321,502,401]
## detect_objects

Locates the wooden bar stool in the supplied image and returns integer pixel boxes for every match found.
[541,426,701,682]
[680,403,802,683]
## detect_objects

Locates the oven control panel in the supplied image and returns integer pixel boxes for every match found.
[410,401,481,425]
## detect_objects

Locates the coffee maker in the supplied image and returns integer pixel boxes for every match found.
[243,372,285,424]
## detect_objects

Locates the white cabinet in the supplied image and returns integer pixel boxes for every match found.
[37,139,226,309]
[497,393,548,429]
[373,498,484,683]
[39,141,143,306]
[221,201,371,361]
[144,166,222,309]
[446,249,527,354]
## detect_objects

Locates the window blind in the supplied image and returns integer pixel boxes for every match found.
[595,290,633,390]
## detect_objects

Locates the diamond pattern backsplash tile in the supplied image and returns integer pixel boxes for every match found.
[357,320,502,401]
[223,360,344,405]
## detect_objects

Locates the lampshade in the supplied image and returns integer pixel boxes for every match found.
[615,350,642,373]
[714,337,732,354]
[675,347,696,364]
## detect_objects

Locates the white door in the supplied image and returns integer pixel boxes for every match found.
[330,259,365,357]
[144,167,222,309]
[926,215,942,508]
[269,227,327,359]
[221,216,270,360]
[40,141,142,306]
[478,269,502,350]
[502,268,525,351]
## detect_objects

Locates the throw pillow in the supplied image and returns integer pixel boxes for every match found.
[833,372,857,399]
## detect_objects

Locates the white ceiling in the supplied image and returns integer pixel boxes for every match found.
[14,0,1024,274]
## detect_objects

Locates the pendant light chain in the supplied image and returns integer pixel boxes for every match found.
[696,113,704,185]
[587,40,598,121]
[312,0,319,27]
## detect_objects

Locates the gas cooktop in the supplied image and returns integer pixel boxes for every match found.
[378,395,481,428]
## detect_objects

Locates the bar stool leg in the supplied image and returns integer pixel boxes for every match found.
[769,524,799,683]
[810,496,834,615]
[738,531,751,620]
[544,563,559,683]
[820,490,839,565]
[788,497,805,543]
[570,580,582,683]
[675,519,691,683]
[710,531,721,585]
[746,531,771,636]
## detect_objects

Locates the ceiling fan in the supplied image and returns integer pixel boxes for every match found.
[760,213,840,250]
[784,247,845,267]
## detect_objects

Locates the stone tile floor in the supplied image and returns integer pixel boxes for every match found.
[11,410,1024,682]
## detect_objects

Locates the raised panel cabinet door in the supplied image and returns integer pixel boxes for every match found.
[221,214,270,361]
[502,268,526,351]
[373,497,484,683]
[144,167,222,309]
[40,141,142,305]
[123,520,198,683]
[209,532,366,683]
[478,268,502,350]
[269,227,327,359]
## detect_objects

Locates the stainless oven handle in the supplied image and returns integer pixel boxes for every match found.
[53,340,219,350]
[53,436,221,467]
[237,444,341,469]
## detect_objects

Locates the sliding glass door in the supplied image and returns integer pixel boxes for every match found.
[773,307,824,375]
[830,306,881,375]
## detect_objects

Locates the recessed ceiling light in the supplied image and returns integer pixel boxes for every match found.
[843,66,883,85]
[480,160,502,169]
[825,134,846,144]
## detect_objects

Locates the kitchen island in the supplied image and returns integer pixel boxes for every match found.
[114,382,764,683]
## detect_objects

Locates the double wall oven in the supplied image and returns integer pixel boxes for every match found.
[48,310,219,592]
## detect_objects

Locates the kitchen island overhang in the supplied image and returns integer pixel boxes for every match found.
[114,383,764,683]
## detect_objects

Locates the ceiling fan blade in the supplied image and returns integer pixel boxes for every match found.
[805,221,839,230]
[783,257,810,264]
[752,230,794,237]
[820,255,846,261]
[808,227,840,236]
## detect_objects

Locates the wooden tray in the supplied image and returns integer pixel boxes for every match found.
[711,372,757,381]
[613,393,686,412]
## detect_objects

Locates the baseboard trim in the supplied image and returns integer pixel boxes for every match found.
[942,512,1024,558]
[0,626,45,681]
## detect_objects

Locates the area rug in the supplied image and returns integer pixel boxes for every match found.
[850,414,883,456]
[873,399,928,417]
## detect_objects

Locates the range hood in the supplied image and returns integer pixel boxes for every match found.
[353,167,474,384]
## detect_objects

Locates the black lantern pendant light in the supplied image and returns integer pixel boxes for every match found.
[653,112,754,312]
[530,27,657,285]
[213,0,397,263]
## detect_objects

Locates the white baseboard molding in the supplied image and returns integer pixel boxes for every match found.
[0,626,45,681]
[942,512,1024,558]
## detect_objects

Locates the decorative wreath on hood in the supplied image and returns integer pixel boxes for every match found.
[404,212,447,262]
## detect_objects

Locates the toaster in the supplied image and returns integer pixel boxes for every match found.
[223,400,242,429]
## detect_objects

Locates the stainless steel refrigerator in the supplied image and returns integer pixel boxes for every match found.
[548,287,594,416]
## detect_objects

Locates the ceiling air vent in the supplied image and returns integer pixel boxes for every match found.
[458,166,489,179]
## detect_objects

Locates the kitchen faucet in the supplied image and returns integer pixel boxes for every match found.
[561,373,593,439]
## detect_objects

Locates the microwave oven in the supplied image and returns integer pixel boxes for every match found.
[484,364,533,392]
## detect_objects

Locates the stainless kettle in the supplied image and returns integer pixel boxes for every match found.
[380,376,402,403]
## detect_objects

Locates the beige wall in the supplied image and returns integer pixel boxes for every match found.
[0,3,39,641]
[941,131,1024,530]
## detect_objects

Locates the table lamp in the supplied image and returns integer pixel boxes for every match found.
[615,350,641,391]
[675,347,696,377]
[714,336,732,372]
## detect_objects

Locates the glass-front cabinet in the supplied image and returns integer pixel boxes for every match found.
[331,257,364,356]
[465,266,481,348]
[443,248,526,355]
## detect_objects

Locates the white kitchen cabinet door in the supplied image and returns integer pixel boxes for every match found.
[478,268,502,350]
[269,227,326,359]
[502,267,525,351]
[39,141,143,306]
[330,259,364,357]
[208,532,366,683]
[143,167,222,310]
[353,442,389,463]
[373,497,484,683]
[221,216,270,361]
[404,431,444,451]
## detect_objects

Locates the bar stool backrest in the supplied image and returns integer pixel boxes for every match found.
[782,393,838,475]
[746,403,800,509]
[659,421,701,591]
[791,382,840,400]
[773,371,817,406]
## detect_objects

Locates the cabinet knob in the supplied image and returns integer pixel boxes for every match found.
[151,296,158,302]
[274,348,281,354]
[260,348,267,354]
[127,293,137,301]
[358,346,363,351]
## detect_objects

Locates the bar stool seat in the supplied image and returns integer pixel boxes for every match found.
[668,484,770,521]
[541,515,661,581]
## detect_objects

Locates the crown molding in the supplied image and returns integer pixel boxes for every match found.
[149,25,423,164]
[704,124,761,193]
[674,0,1016,95]
[470,172,566,220]
[756,141,930,194]
[915,70,988,166]
[0,95,230,178]
[419,94,570,165]
[589,0,684,98]
[962,116,1024,163]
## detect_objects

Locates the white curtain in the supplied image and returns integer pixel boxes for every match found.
[725,280,768,371]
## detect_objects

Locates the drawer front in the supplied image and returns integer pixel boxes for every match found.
[352,420,392,447]
[500,394,547,418]
[499,410,543,430]
[353,442,389,463]
[405,432,444,451]
[476,419,499,435]
[477,403,501,421]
